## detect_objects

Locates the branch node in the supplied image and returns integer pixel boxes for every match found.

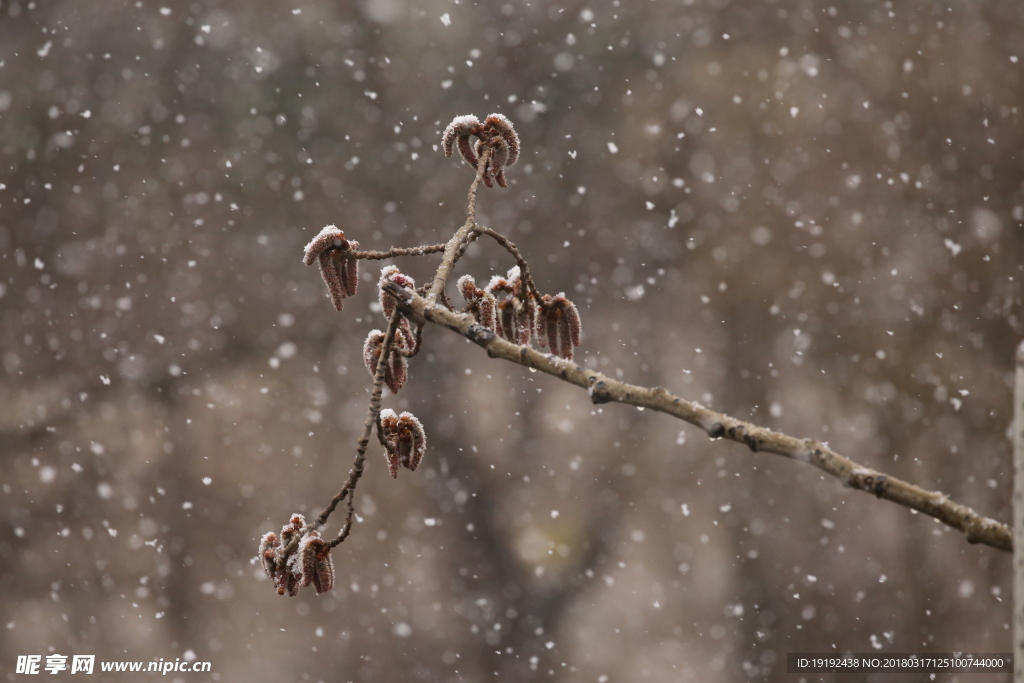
[707,421,726,439]
[466,322,497,346]
[589,380,613,405]
[863,474,888,498]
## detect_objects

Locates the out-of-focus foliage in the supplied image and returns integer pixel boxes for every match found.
[1,0,1020,680]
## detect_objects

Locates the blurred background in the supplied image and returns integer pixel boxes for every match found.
[2,0,1022,680]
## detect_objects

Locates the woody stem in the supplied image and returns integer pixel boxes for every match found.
[318,308,405,549]
[426,147,492,306]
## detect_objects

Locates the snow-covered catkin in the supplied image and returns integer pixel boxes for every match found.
[298,530,334,594]
[257,514,308,596]
[497,300,516,342]
[317,252,350,311]
[378,265,415,319]
[302,225,348,266]
[486,137,510,188]
[303,226,358,311]
[280,514,305,545]
[377,266,416,349]
[458,274,478,303]
[544,307,562,358]
[259,532,280,579]
[340,240,360,297]
[386,350,409,394]
[397,412,426,472]
[477,293,497,332]
[362,329,409,393]
[380,408,401,478]
[540,294,582,360]
[459,274,498,333]
[484,113,520,166]
[379,410,426,477]
[258,519,336,597]
[363,330,385,377]
[514,297,535,346]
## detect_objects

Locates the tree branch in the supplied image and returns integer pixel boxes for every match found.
[352,244,447,260]
[315,308,405,548]
[466,225,543,303]
[384,280,1013,553]
[426,147,492,306]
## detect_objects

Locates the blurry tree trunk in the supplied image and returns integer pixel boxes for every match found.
[429,400,622,680]
[1013,342,1024,681]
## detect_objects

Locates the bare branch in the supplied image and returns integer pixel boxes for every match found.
[351,244,447,260]
[466,225,542,303]
[425,147,492,306]
[314,308,406,549]
[384,280,1013,554]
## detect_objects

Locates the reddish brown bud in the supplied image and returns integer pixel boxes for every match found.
[378,266,416,347]
[279,513,306,547]
[258,515,309,597]
[485,274,511,296]
[378,265,416,320]
[458,274,479,303]
[484,113,520,167]
[483,267,533,344]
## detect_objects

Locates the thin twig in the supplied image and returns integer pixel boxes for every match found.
[312,309,404,549]
[401,323,425,359]
[384,281,1013,553]
[426,148,492,306]
[470,225,543,302]
[352,244,447,260]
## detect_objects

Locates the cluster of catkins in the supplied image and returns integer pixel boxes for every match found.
[259,514,335,597]
[442,113,519,188]
[378,409,427,478]
[273,112,579,596]
[363,267,428,479]
[458,266,582,361]
[362,266,419,393]
[302,225,359,311]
